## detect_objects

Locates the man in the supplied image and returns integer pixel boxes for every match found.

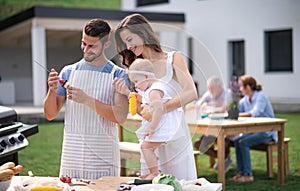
[194,76,234,172]
[43,19,129,180]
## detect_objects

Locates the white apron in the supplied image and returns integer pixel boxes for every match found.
[140,52,197,180]
[60,65,120,180]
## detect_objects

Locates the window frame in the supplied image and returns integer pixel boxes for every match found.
[264,29,293,73]
[136,0,169,7]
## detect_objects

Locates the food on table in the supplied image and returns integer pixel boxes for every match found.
[179,177,222,191]
[59,79,69,88]
[131,184,174,191]
[60,175,71,183]
[59,175,92,185]
[30,186,63,191]
[152,174,182,191]
[13,177,72,191]
[118,174,222,191]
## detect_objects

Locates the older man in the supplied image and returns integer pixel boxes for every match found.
[194,76,234,172]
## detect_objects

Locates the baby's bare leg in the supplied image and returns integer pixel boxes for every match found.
[140,141,163,180]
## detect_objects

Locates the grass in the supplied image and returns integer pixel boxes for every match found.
[18,113,300,190]
[19,122,64,176]
[0,0,121,21]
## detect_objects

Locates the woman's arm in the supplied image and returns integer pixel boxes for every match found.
[239,112,251,117]
[164,52,198,112]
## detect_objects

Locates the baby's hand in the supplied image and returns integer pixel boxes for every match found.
[141,104,152,122]
[144,128,154,139]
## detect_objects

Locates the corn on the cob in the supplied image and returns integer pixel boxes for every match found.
[30,186,63,191]
[128,92,137,115]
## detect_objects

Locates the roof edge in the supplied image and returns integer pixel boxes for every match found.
[0,5,185,32]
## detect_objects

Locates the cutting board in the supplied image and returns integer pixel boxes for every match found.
[80,176,135,191]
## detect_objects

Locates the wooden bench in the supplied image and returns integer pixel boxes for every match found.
[119,141,200,176]
[209,137,291,177]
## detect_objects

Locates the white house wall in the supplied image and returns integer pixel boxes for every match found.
[0,44,82,105]
[0,47,32,104]
[123,0,300,108]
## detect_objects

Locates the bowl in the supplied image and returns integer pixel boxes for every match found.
[132,184,174,191]
[0,179,12,191]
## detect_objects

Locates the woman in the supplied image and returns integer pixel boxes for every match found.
[113,13,198,180]
[230,75,276,183]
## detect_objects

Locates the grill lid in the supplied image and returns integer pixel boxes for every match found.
[0,106,17,128]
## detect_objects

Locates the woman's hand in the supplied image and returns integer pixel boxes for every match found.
[112,78,130,96]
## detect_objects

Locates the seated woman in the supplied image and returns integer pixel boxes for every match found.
[230,75,276,183]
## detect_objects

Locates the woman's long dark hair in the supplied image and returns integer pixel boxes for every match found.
[115,13,163,68]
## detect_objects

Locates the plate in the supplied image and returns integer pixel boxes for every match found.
[7,176,71,191]
[208,113,228,119]
[132,184,174,191]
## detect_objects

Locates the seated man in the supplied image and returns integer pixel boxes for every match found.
[194,76,234,172]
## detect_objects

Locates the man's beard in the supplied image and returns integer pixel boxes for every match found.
[83,48,103,62]
[84,54,96,62]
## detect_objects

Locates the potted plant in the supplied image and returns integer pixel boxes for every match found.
[228,76,240,119]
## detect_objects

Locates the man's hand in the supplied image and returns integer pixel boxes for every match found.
[47,69,59,91]
[67,85,91,104]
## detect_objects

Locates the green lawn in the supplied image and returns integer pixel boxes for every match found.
[0,0,121,21]
[18,113,300,190]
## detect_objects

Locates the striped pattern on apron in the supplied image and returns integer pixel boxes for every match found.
[60,66,120,180]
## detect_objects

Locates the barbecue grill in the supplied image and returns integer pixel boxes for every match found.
[0,106,38,165]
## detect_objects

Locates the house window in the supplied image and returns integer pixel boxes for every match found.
[187,37,194,75]
[265,29,293,72]
[137,0,169,7]
[229,40,245,77]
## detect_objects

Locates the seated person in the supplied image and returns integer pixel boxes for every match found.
[230,75,276,183]
[193,76,234,172]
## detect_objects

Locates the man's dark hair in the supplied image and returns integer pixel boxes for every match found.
[84,18,111,43]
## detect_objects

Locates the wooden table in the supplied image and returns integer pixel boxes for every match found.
[9,176,135,191]
[120,112,287,191]
[83,176,135,191]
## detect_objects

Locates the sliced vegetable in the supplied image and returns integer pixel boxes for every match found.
[152,174,182,191]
